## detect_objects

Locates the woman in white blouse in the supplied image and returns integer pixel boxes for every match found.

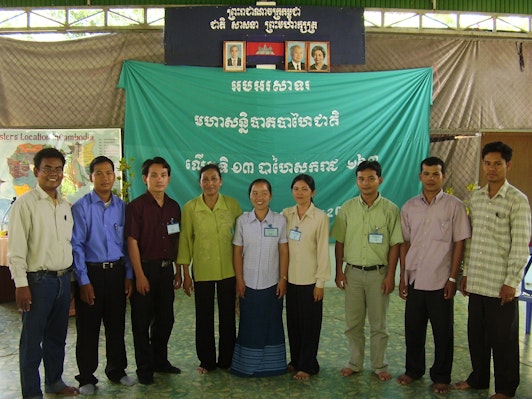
[282,174,331,380]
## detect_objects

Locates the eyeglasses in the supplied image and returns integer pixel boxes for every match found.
[39,166,64,175]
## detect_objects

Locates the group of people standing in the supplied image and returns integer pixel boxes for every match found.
[394,142,530,399]
[7,140,531,399]
[228,174,331,380]
[177,166,331,381]
[330,142,529,399]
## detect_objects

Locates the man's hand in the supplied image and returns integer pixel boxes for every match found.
[399,279,408,300]
[136,274,150,295]
[314,286,324,302]
[381,274,395,295]
[335,270,347,290]
[15,286,32,312]
[80,283,95,305]
[124,279,133,299]
[443,280,457,300]
[499,284,516,305]
[460,276,468,296]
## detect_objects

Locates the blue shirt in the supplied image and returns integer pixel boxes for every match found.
[72,190,133,286]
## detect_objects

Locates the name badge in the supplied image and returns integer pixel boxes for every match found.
[289,227,301,241]
[368,228,383,244]
[167,223,180,235]
[264,226,278,237]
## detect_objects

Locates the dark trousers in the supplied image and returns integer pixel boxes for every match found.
[466,293,520,397]
[404,285,453,384]
[75,264,127,386]
[130,262,175,380]
[194,277,236,370]
[286,283,323,375]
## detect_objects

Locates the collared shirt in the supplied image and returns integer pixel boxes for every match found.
[125,191,180,261]
[8,185,73,287]
[233,209,288,290]
[177,194,242,282]
[72,190,133,286]
[282,203,330,288]
[401,190,471,290]
[331,194,403,266]
[464,180,531,297]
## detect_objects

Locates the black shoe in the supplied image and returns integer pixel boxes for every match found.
[155,365,181,374]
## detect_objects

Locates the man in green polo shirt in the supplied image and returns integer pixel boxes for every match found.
[331,160,403,381]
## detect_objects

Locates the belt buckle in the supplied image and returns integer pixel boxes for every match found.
[102,262,113,269]
[162,260,172,268]
[56,268,69,277]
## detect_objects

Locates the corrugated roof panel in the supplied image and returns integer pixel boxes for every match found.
[437,0,531,14]
[0,0,530,14]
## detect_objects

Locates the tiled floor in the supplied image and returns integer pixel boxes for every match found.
[0,288,531,398]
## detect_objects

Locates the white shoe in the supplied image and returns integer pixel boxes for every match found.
[119,375,136,387]
[79,383,95,395]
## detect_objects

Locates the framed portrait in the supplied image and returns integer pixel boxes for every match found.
[223,41,246,72]
[308,42,330,72]
[285,41,307,72]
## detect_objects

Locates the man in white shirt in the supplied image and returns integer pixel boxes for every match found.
[8,147,79,398]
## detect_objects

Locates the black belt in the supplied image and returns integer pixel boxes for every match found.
[347,264,385,271]
[28,267,72,277]
[142,260,173,268]
[86,259,124,269]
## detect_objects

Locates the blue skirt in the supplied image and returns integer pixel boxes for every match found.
[231,285,287,377]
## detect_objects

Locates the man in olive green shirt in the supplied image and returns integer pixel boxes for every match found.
[331,160,403,381]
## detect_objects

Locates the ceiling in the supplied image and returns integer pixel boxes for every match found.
[0,1,531,16]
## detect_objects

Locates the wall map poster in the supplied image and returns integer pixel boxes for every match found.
[0,128,122,226]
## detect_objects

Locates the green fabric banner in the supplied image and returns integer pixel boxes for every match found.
[118,61,431,222]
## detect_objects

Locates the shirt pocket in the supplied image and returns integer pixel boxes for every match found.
[434,218,452,242]
[216,211,237,239]
[114,224,125,245]
[63,213,74,241]
[493,210,510,240]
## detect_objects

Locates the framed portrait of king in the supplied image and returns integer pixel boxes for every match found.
[285,41,307,72]
[224,41,246,72]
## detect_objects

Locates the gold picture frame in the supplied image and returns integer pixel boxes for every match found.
[308,42,330,72]
[285,41,307,72]
[223,41,246,72]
